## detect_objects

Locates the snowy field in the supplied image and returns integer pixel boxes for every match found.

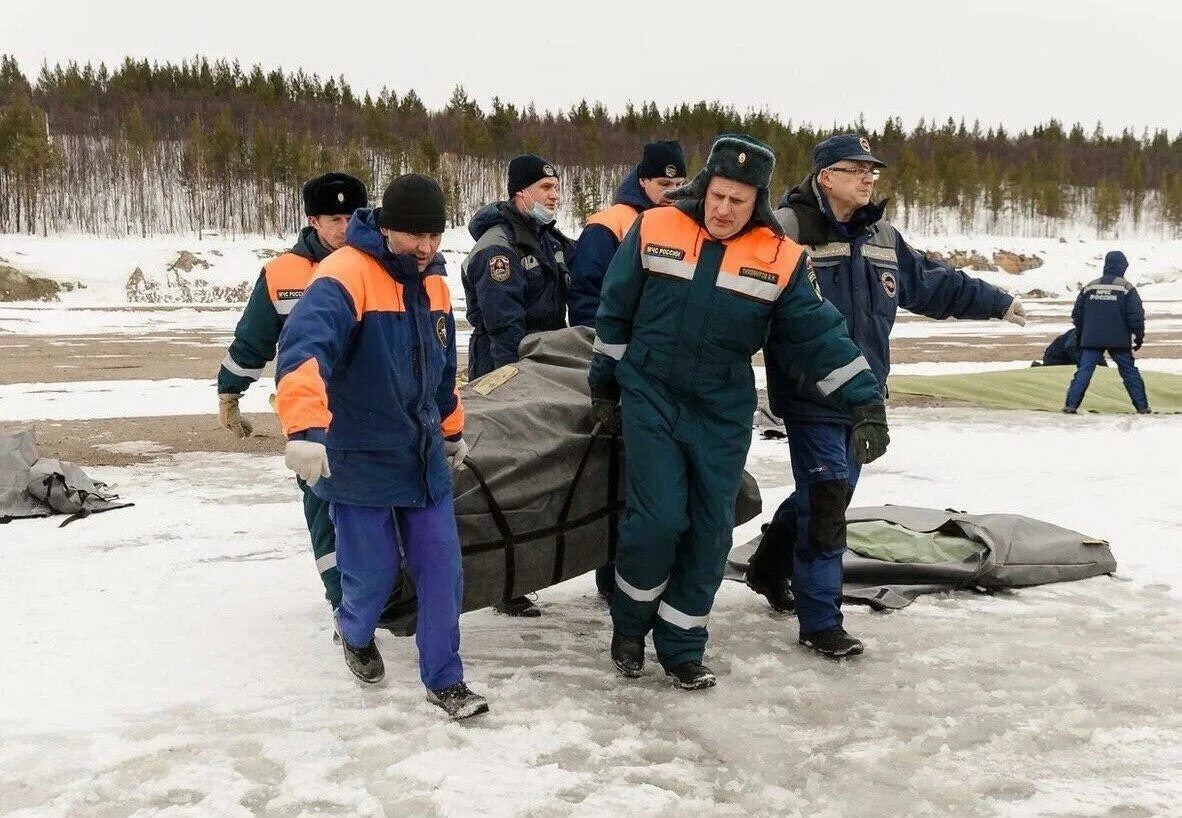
[2,231,1182,816]
[2,411,1181,816]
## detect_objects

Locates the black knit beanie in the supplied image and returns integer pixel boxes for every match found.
[507,154,559,196]
[376,174,446,233]
[303,172,368,216]
[637,140,687,179]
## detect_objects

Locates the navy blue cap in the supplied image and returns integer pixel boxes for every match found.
[812,133,886,173]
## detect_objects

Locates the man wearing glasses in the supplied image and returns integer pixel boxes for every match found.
[745,133,1027,658]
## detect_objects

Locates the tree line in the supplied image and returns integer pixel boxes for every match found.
[2,54,1181,238]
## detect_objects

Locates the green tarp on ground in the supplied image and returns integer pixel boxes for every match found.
[888,366,1182,414]
[847,520,980,564]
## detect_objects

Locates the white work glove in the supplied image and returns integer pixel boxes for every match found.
[285,440,331,486]
[444,437,469,470]
[1003,297,1027,327]
[218,393,254,438]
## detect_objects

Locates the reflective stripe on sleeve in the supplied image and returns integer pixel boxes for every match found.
[221,353,264,380]
[816,355,871,397]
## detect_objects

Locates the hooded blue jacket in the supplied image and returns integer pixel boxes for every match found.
[275,208,461,507]
[568,168,655,327]
[461,201,575,379]
[767,177,1013,424]
[1072,251,1145,350]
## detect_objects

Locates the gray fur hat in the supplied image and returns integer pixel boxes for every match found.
[667,133,782,235]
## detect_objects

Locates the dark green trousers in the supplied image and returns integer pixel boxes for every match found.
[298,477,341,610]
[609,357,754,669]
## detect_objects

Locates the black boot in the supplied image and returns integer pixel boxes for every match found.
[427,682,489,720]
[745,571,795,613]
[341,636,385,683]
[746,521,797,612]
[665,661,717,690]
[798,626,864,658]
[495,595,541,617]
[611,630,645,677]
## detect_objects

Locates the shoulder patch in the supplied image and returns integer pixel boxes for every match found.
[489,254,511,283]
[880,270,898,298]
[435,314,448,347]
[738,267,778,285]
[806,258,822,300]
[643,243,686,261]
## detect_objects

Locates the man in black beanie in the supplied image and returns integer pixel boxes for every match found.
[216,171,367,622]
[566,139,687,600]
[460,155,576,618]
[275,173,488,720]
[569,140,686,329]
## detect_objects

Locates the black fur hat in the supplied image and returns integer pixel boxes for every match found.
[666,134,781,235]
[303,172,368,216]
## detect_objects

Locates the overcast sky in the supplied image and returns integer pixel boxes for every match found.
[4,0,1180,135]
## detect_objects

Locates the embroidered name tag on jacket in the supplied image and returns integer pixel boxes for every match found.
[643,244,686,260]
[276,289,305,300]
[738,267,778,284]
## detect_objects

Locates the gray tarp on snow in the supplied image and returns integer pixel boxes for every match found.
[0,428,133,524]
[727,504,1116,610]
[381,327,763,633]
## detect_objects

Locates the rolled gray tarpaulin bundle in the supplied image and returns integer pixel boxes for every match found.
[381,326,763,634]
[727,504,1116,610]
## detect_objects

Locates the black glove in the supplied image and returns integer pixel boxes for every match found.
[591,399,621,435]
[1133,336,1143,351]
[851,404,889,465]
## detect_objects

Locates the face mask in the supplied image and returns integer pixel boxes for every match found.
[529,202,557,225]
[521,190,556,225]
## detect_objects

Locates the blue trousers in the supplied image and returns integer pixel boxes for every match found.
[768,421,861,635]
[1065,348,1148,411]
[329,496,464,691]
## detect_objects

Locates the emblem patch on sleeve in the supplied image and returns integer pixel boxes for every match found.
[489,255,511,282]
[436,315,448,347]
[880,270,898,298]
[805,258,822,300]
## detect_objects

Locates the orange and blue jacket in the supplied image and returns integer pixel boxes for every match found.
[217,226,332,394]
[275,208,463,507]
[588,202,880,416]
[568,168,653,327]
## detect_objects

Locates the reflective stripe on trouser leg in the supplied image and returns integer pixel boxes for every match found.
[395,491,465,691]
[787,421,861,635]
[329,502,399,649]
[610,363,690,638]
[652,409,752,669]
[300,477,341,609]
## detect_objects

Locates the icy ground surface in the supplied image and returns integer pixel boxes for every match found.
[2,410,1180,817]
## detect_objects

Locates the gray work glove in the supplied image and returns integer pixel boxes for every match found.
[591,399,621,435]
[852,404,890,465]
[218,393,254,438]
[444,437,469,469]
[285,440,331,487]
[1003,297,1028,327]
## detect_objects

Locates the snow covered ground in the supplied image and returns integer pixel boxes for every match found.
[2,230,1182,816]
[2,410,1181,816]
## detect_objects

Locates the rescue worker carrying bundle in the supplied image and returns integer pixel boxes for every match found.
[589,134,888,691]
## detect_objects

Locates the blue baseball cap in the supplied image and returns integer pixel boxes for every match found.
[812,133,886,173]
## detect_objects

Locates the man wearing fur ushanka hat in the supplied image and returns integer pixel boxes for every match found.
[588,133,889,690]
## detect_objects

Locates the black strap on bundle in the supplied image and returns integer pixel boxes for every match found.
[459,457,518,602]
[550,422,608,586]
[461,424,623,602]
